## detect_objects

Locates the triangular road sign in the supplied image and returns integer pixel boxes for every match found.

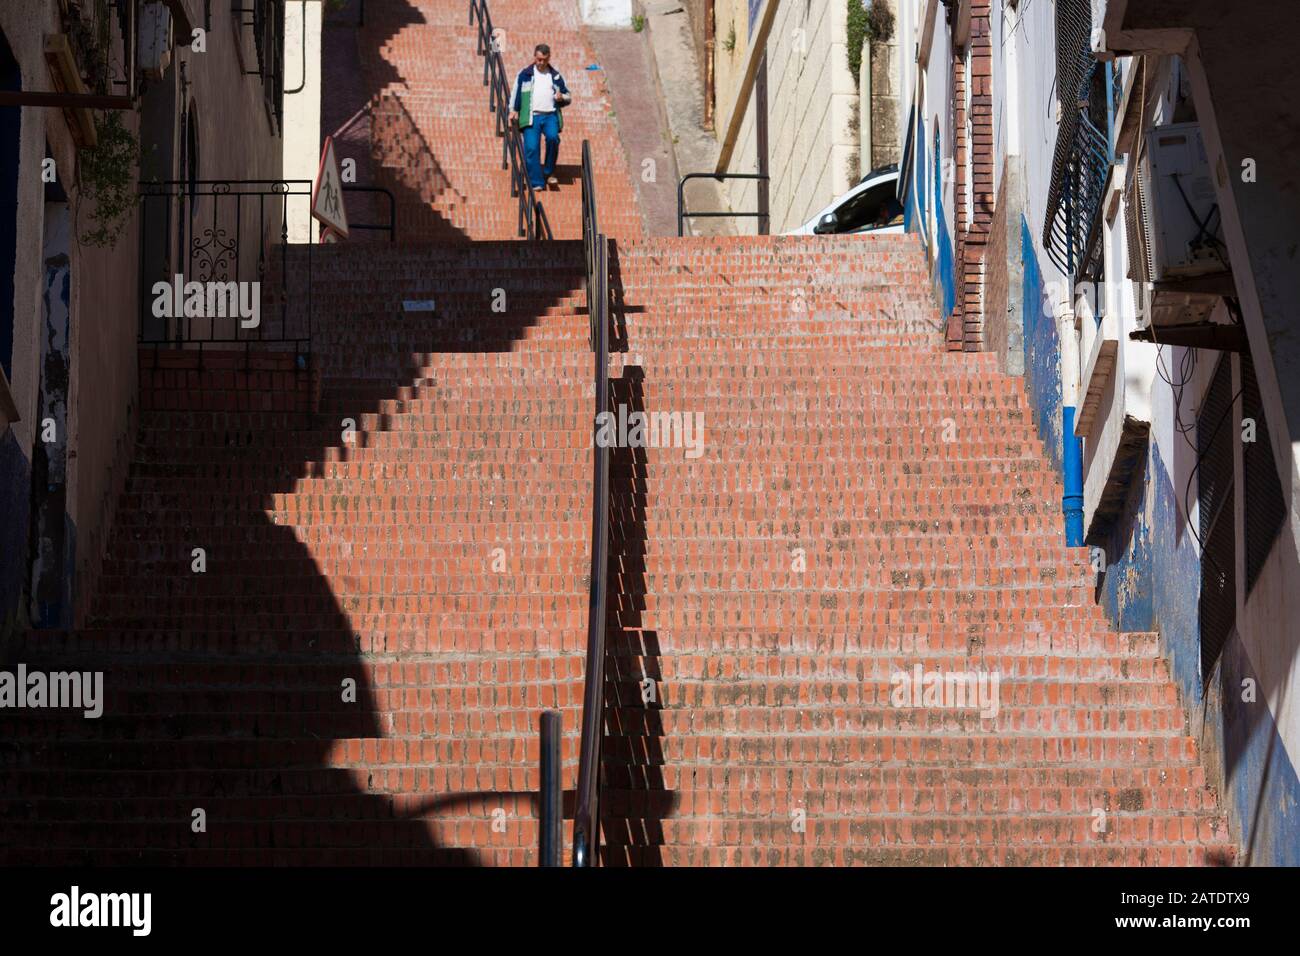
[312,135,349,239]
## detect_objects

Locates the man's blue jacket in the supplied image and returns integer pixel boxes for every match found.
[511,63,571,129]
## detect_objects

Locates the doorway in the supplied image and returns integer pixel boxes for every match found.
[26,173,74,629]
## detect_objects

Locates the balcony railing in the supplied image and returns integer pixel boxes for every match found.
[61,0,131,97]
[1045,57,1111,278]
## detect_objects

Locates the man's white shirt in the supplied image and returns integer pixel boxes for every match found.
[531,69,556,113]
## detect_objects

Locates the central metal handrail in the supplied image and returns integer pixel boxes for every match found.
[468,0,553,240]
[572,139,610,866]
[339,185,396,241]
[677,172,770,236]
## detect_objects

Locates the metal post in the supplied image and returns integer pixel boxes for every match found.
[539,710,563,867]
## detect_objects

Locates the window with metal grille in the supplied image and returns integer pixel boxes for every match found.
[1240,350,1286,595]
[1197,355,1235,685]
[237,0,285,132]
[1123,140,1154,318]
[1043,0,1110,277]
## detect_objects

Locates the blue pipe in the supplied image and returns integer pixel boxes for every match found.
[1062,406,1085,546]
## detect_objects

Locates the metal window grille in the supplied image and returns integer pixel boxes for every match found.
[1197,355,1236,685]
[1240,350,1287,596]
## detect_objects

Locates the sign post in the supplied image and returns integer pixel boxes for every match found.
[312,135,349,240]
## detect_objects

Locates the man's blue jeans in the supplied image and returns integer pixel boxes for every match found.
[522,111,560,188]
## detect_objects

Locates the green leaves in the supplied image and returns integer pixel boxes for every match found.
[77,111,138,249]
[847,0,896,77]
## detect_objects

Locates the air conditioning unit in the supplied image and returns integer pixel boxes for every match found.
[1125,122,1232,330]
[1145,123,1224,277]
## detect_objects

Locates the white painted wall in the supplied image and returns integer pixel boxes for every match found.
[283,1,322,243]
[1005,0,1062,270]
[767,0,858,231]
[580,0,633,28]
[720,0,859,234]
[925,8,951,245]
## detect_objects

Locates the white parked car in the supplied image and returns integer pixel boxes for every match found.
[785,164,905,236]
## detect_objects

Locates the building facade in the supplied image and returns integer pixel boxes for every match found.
[895,0,1300,865]
[0,0,293,639]
[708,0,903,234]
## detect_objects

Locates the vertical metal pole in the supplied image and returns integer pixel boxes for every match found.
[280,191,289,343]
[1105,61,1115,162]
[755,54,770,235]
[539,710,562,867]
[137,189,146,343]
[677,176,685,237]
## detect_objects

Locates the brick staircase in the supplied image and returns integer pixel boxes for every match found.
[0,234,1236,866]
[1,241,594,864]
[355,0,643,241]
[594,235,1235,866]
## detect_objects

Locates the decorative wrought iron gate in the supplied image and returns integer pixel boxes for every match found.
[137,179,313,356]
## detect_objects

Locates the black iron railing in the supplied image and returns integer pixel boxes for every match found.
[468,0,552,240]
[341,185,397,241]
[1044,62,1110,278]
[137,179,312,354]
[677,172,770,236]
[572,139,610,867]
[539,709,563,866]
[1044,0,1110,277]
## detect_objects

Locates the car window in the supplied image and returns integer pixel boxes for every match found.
[834,180,901,233]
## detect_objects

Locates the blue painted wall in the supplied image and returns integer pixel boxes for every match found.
[1019,217,1063,473]
[905,121,924,237]
[1097,442,1159,634]
[1095,422,1300,864]
[933,133,956,319]
[1221,629,1300,866]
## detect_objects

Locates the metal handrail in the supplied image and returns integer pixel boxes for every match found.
[677,172,770,236]
[468,0,552,240]
[340,185,396,242]
[572,139,610,867]
[539,710,563,866]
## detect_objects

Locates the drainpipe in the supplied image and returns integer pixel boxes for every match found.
[1059,293,1085,546]
[704,0,715,131]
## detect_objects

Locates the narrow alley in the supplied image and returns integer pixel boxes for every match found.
[1,0,1297,908]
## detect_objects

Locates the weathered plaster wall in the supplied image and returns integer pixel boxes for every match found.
[982,153,1023,375]
[715,0,858,234]
[1,2,289,633]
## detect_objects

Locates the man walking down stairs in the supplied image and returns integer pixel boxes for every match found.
[509,43,572,190]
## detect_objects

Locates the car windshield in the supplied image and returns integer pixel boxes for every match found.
[834,180,903,232]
